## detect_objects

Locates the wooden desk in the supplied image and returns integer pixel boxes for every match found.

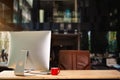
[0,70,120,79]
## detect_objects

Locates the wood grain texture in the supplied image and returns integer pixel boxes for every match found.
[0,70,120,79]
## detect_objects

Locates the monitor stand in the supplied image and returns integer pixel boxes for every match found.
[29,70,50,75]
[14,50,50,76]
[14,50,28,76]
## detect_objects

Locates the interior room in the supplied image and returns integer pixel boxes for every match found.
[0,0,120,79]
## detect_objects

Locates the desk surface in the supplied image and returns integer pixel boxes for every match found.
[0,70,120,79]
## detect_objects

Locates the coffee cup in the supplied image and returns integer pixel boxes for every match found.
[51,67,60,75]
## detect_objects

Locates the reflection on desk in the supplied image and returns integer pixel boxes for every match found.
[0,70,120,79]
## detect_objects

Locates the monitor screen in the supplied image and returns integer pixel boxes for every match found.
[7,31,51,72]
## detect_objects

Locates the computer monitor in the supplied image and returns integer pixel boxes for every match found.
[7,31,51,72]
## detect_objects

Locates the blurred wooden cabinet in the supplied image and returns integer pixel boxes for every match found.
[52,33,80,50]
[51,33,81,67]
[59,50,91,70]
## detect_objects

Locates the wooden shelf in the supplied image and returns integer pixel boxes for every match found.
[52,33,80,50]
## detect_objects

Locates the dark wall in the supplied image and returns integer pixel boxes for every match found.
[23,0,120,54]
[90,31,108,53]
[0,0,13,8]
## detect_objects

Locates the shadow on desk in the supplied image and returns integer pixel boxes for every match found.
[0,67,13,72]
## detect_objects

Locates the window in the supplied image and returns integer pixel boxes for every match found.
[108,31,117,53]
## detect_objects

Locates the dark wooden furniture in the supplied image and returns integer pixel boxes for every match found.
[51,33,81,66]
[52,33,80,50]
[59,50,91,70]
